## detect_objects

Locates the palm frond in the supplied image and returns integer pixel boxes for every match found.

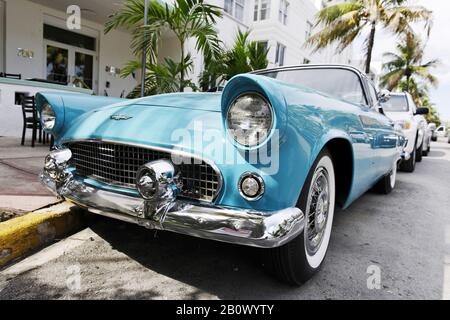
[384,5,433,36]
[380,68,405,90]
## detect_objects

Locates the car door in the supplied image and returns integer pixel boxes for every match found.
[346,74,386,193]
[360,77,399,178]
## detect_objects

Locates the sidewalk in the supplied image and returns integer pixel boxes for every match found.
[0,136,58,220]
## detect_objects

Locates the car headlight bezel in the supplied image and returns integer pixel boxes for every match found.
[226,92,274,148]
[41,103,56,130]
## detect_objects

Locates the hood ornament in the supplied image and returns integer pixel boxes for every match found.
[111,114,133,121]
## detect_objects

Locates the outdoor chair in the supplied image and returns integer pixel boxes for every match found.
[21,96,42,147]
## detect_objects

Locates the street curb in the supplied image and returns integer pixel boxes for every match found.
[0,202,84,267]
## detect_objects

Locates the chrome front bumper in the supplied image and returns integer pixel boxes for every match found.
[40,167,304,249]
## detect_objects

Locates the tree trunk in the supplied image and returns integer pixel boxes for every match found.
[365,22,376,75]
[180,40,185,92]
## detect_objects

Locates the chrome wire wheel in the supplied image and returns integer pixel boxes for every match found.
[303,154,335,269]
[305,167,330,256]
[264,150,335,285]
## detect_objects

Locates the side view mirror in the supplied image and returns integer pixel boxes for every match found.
[415,107,429,115]
[378,89,391,103]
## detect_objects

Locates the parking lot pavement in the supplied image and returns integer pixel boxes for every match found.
[1,139,450,300]
[0,137,58,215]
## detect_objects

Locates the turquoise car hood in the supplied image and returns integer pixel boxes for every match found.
[130,92,222,112]
[61,99,224,153]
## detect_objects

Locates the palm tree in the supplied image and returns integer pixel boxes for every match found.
[105,0,223,93]
[125,56,198,98]
[306,0,432,74]
[422,101,441,127]
[381,33,439,92]
[225,30,269,78]
[397,78,429,106]
[199,30,269,91]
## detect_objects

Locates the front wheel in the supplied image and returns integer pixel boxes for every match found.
[416,143,423,162]
[423,143,430,156]
[400,144,416,173]
[264,150,336,285]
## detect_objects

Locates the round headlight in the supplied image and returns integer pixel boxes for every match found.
[41,103,56,130]
[227,93,273,147]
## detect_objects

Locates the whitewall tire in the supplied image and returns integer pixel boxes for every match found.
[373,159,397,194]
[304,155,335,269]
[264,149,336,285]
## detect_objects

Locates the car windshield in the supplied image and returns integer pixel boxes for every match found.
[258,68,367,105]
[383,95,409,112]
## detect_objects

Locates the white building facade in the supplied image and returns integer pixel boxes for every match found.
[0,0,138,98]
[212,0,352,67]
[0,0,353,99]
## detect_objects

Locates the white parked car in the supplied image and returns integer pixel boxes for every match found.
[383,92,429,172]
[436,125,447,138]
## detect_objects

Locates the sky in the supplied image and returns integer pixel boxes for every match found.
[353,0,450,121]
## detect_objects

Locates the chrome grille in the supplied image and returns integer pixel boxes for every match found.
[65,141,221,202]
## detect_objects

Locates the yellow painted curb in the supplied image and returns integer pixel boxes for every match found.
[0,202,84,267]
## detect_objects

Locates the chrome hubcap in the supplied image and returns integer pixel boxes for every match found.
[306,168,330,255]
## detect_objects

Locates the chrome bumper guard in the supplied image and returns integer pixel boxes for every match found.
[40,152,304,248]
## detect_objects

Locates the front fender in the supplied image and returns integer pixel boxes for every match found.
[310,129,354,170]
[35,92,128,138]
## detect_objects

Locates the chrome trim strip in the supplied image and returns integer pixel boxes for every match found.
[61,139,224,203]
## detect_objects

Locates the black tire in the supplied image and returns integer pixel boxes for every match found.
[264,149,335,285]
[400,145,416,172]
[416,143,423,162]
[423,143,430,156]
[373,160,397,194]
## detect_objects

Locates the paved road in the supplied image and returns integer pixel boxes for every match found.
[1,140,450,300]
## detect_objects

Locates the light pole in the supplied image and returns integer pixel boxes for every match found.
[141,0,149,97]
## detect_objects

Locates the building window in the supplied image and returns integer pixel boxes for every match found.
[43,24,97,90]
[258,41,269,51]
[279,0,289,25]
[224,0,245,22]
[254,0,271,21]
[44,24,96,51]
[306,21,313,40]
[275,42,286,66]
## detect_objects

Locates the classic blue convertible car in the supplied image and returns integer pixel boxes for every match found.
[37,64,404,284]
